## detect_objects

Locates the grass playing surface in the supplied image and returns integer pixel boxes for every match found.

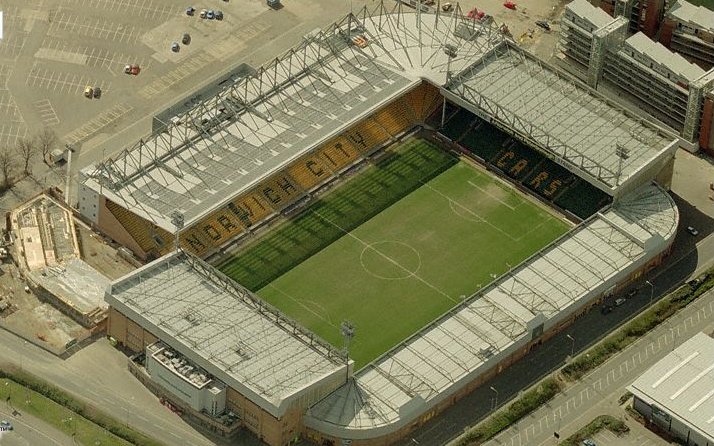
[217,138,570,369]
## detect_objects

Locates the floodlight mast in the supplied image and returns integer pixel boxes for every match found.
[170,211,184,251]
[441,44,458,128]
[340,320,355,356]
[615,143,630,187]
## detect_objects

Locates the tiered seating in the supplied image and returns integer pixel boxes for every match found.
[554,180,612,220]
[347,120,391,154]
[255,173,306,211]
[524,158,578,200]
[372,96,414,136]
[105,200,165,253]
[317,135,363,172]
[442,108,478,141]
[287,153,334,191]
[492,141,540,181]
[408,83,442,122]
[459,119,509,162]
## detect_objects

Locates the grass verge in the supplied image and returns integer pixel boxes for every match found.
[0,366,166,446]
[561,272,714,382]
[455,378,562,446]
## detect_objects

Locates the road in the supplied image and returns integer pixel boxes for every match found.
[0,406,74,446]
[483,287,714,446]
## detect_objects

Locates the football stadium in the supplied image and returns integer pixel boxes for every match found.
[78,2,681,445]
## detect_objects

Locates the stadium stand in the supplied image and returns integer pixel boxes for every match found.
[407,83,443,122]
[554,179,612,220]
[441,108,478,141]
[287,154,334,191]
[439,101,611,220]
[106,200,170,254]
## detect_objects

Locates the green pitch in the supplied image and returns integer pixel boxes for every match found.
[217,138,570,369]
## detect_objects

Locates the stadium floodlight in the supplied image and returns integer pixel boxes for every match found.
[615,143,630,186]
[170,211,185,251]
[340,320,355,359]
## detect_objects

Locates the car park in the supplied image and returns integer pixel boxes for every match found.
[614,298,626,307]
[686,226,699,236]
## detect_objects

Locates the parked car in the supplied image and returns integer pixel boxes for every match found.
[124,64,140,75]
[626,288,637,298]
[206,10,215,19]
[182,33,191,45]
[93,86,102,98]
[535,20,551,31]
[582,439,596,446]
[686,226,699,236]
[442,2,453,11]
[614,298,626,307]
[215,10,223,20]
[600,304,613,315]
[0,420,13,431]
[171,42,180,52]
[83,86,93,98]
[200,9,207,18]
[185,6,195,16]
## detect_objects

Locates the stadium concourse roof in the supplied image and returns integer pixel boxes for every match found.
[628,332,714,443]
[305,183,678,437]
[80,1,678,233]
[106,251,349,418]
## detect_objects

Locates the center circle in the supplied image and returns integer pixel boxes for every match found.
[360,241,422,280]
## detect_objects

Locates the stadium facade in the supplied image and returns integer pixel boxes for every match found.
[83,2,682,445]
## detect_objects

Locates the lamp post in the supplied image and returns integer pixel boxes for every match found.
[566,334,575,357]
[489,386,499,409]
[646,280,654,304]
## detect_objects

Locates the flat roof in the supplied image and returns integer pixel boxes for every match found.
[306,183,678,433]
[668,0,714,33]
[451,42,678,191]
[566,0,614,29]
[107,251,348,417]
[625,32,705,81]
[629,332,714,443]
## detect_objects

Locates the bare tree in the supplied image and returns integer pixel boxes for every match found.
[0,148,15,190]
[15,137,37,176]
[35,128,57,165]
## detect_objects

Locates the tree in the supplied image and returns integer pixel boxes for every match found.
[0,148,15,190]
[15,137,37,176]
[35,128,57,165]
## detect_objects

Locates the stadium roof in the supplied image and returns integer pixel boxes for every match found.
[449,43,678,192]
[625,32,705,81]
[81,1,678,233]
[667,0,714,33]
[106,251,348,417]
[566,0,614,29]
[305,183,678,435]
[628,332,714,443]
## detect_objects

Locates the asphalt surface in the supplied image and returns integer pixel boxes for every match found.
[397,196,714,446]
[0,406,74,446]
[484,280,714,446]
